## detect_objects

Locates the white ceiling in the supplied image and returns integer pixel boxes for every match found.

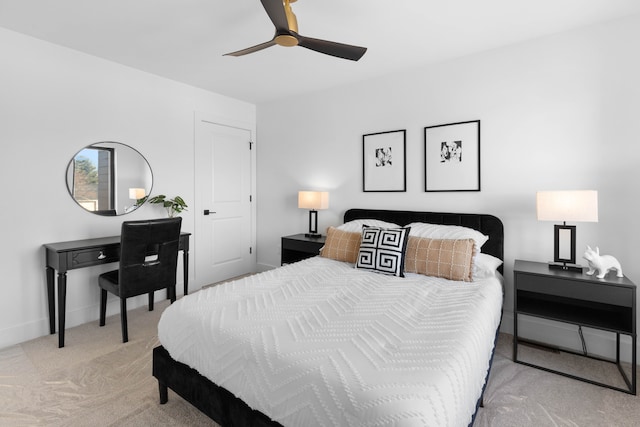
[1,0,639,104]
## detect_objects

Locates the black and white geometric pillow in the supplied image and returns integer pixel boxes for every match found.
[356,225,411,277]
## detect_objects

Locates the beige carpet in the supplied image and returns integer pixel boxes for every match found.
[1,299,639,426]
[0,299,216,426]
[475,334,639,426]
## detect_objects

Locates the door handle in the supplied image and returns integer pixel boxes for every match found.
[204,210,216,215]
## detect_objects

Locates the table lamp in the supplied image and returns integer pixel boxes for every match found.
[129,188,146,200]
[298,191,329,238]
[129,188,147,209]
[536,190,598,272]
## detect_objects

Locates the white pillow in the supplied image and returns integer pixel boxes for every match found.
[337,219,400,233]
[472,253,503,280]
[407,222,489,250]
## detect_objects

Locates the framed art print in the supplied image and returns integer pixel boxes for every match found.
[363,130,406,192]
[424,120,480,192]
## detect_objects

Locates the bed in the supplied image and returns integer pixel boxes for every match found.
[153,208,504,426]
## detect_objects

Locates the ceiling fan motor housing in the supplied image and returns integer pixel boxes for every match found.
[275,34,298,47]
[276,0,299,46]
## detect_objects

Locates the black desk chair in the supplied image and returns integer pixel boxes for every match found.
[99,217,182,343]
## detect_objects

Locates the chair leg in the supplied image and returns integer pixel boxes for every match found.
[120,297,128,343]
[99,289,107,326]
[149,292,154,311]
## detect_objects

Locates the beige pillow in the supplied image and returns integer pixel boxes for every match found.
[404,236,475,282]
[320,227,361,263]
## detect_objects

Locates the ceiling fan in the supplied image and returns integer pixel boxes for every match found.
[224,0,367,61]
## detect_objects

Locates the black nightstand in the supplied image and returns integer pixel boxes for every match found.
[513,259,636,394]
[281,234,326,265]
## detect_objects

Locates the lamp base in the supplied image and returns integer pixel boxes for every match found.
[548,262,584,273]
[305,233,322,239]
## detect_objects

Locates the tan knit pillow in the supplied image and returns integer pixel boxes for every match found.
[320,227,361,263]
[404,236,475,281]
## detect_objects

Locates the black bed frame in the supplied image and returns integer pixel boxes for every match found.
[153,209,504,426]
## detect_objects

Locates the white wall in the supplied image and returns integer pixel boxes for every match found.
[256,14,640,359]
[0,27,256,349]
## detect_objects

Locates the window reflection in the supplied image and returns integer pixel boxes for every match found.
[72,146,115,215]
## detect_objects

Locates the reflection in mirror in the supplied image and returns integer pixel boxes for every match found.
[66,142,153,216]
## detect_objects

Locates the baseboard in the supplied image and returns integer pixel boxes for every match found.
[0,288,180,351]
[0,318,48,350]
[256,263,277,273]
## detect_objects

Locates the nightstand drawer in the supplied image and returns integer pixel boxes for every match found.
[282,238,323,254]
[516,273,634,307]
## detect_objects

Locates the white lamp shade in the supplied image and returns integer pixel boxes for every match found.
[129,188,146,200]
[536,190,598,222]
[298,191,329,210]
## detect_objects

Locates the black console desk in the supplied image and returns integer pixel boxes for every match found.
[44,232,190,348]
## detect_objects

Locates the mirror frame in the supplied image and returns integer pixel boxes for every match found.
[66,141,153,216]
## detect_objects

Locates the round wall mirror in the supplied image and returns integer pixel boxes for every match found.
[66,142,153,216]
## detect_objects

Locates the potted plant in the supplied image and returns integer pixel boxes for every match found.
[147,194,188,218]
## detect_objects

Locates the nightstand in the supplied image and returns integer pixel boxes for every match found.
[281,234,326,265]
[513,259,636,394]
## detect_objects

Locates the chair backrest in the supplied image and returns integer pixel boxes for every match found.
[118,217,182,298]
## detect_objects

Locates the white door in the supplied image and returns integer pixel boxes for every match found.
[195,115,254,287]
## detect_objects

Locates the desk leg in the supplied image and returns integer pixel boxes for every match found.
[46,267,55,334]
[183,250,189,295]
[57,272,67,348]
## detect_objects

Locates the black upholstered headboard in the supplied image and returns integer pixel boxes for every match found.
[344,208,504,271]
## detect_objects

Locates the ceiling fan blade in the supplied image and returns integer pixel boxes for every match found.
[224,39,277,57]
[297,35,367,61]
[260,0,289,31]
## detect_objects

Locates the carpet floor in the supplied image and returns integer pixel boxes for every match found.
[1,298,638,426]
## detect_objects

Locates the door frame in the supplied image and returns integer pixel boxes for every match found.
[193,111,257,289]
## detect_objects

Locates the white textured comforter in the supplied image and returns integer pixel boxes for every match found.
[158,257,503,427]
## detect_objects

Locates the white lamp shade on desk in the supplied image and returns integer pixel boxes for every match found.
[129,188,146,200]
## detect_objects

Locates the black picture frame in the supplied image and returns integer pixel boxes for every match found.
[363,130,406,192]
[424,120,481,192]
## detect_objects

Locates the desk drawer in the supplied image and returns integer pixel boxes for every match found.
[69,246,120,269]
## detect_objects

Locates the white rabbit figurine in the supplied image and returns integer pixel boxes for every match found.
[582,246,623,279]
